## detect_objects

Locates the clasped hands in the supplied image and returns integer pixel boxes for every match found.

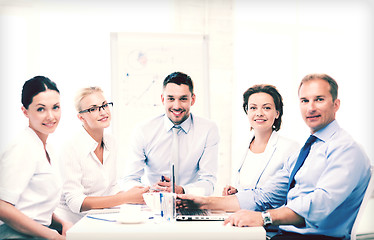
[150,176,185,194]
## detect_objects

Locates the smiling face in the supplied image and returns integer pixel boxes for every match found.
[247,92,279,133]
[299,78,340,133]
[161,83,195,125]
[78,92,111,131]
[22,89,61,143]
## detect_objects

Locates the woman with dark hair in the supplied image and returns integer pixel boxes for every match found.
[223,84,299,196]
[0,76,72,239]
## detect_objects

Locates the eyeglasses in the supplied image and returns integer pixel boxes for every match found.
[79,102,113,114]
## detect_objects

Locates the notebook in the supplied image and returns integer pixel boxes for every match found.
[176,208,228,221]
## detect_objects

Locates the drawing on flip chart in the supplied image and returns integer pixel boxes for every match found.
[111,32,209,160]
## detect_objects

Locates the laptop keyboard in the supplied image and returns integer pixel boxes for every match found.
[177,208,209,216]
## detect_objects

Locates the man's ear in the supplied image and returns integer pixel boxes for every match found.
[161,93,165,105]
[191,94,196,106]
[333,98,340,113]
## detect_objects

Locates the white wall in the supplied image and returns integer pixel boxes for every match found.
[0,0,173,152]
[232,0,374,171]
[0,0,373,195]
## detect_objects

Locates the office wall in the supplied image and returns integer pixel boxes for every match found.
[232,0,374,175]
[0,0,174,150]
[0,0,373,196]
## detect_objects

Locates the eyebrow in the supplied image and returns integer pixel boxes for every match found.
[167,95,189,98]
[86,101,106,108]
[249,103,273,105]
[300,95,326,99]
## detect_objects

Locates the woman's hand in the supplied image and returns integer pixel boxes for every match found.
[222,185,238,196]
[120,186,150,204]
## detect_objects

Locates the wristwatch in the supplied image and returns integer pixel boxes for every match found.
[261,211,272,226]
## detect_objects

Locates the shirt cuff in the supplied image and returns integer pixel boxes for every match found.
[235,190,258,210]
[67,195,87,213]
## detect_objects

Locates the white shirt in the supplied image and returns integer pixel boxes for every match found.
[0,127,61,226]
[234,131,300,190]
[56,126,120,223]
[122,114,219,196]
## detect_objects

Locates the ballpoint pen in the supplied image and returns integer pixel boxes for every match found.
[161,175,166,182]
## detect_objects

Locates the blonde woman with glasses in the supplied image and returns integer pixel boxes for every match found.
[55,87,149,224]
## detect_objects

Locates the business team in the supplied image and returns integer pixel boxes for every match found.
[0,72,371,240]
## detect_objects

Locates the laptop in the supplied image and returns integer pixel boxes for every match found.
[176,208,228,221]
[171,164,227,221]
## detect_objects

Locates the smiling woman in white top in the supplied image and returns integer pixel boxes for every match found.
[0,76,72,240]
[55,87,149,224]
[223,84,299,195]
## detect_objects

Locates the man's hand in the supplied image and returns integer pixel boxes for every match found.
[176,194,207,209]
[224,209,263,227]
[154,176,185,194]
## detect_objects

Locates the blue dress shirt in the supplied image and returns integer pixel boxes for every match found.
[122,113,219,196]
[236,120,371,239]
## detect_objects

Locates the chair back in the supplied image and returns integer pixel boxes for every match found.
[351,165,374,240]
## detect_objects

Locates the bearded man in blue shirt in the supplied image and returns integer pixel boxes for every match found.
[178,73,371,240]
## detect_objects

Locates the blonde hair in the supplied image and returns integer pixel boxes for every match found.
[74,86,103,112]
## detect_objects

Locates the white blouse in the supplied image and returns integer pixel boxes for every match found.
[0,127,61,226]
[234,131,300,190]
[238,150,266,189]
[55,126,120,223]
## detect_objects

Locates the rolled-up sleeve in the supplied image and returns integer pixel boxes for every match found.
[236,166,289,211]
[286,140,371,227]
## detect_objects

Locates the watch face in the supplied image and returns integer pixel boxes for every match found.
[262,211,272,226]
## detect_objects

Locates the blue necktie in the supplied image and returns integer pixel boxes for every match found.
[288,135,318,190]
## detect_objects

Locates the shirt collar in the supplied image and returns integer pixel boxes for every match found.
[79,126,111,152]
[163,113,193,134]
[26,126,46,149]
[312,120,340,143]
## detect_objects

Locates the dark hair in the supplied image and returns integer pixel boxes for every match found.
[243,84,283,131]
[22,76,60,109]
[163,72,194,94]
[299,73,338,101]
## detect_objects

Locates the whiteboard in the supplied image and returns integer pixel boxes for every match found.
[110,32,209,161]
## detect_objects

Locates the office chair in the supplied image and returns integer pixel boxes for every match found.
[351,165,374,240]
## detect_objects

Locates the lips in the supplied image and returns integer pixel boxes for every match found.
[254,119,266,122]
[306,115,321,120]
[43,122,56,128]
[98,117,109,122]
[171,109,184,117]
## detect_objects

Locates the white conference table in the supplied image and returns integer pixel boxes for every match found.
[67,210,266,240]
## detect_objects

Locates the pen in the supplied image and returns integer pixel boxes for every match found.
[87,215,116,222]
[161,175,166,182]
[160,192,164,217]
